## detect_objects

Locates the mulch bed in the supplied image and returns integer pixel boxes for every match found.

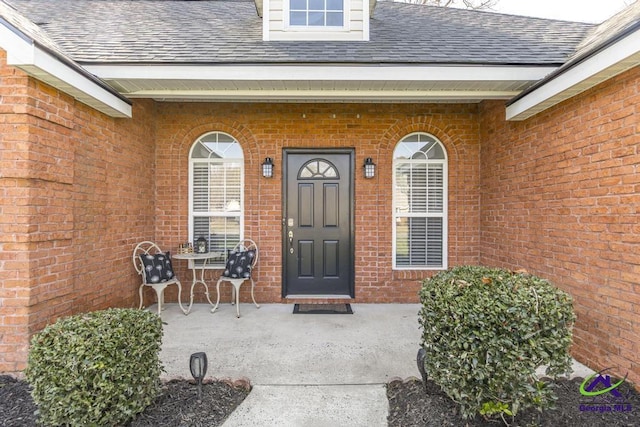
[388,377,640,426]
[3,374,639,426]
[0,375,248,427]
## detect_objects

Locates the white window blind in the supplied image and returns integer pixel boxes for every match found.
[393,133,447,269]
[189,133,243,267]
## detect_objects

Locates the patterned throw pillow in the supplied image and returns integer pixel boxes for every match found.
[140,252,175,284]
[223,249,255,279]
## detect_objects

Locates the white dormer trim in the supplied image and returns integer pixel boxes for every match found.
[263,0,270,40]
[264,0,369,41]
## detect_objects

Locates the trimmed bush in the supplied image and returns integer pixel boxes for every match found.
[418,266,575,421]
[25,308,163,426]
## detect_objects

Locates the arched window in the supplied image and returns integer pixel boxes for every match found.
[189,132,243,267]
[393,133,447,269]
[298,159,339,179]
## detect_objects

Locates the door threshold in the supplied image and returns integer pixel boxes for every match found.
[285,294,352,299]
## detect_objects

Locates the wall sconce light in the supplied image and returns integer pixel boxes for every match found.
[189,352,208,401]
[262,157,274,178]
[363,157,376,179]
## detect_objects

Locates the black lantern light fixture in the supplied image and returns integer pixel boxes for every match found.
[195,237,208,254]
[189,352,208,400]
[363,157,376,179]
[262,157,274,178]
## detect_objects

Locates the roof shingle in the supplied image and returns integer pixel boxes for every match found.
[4,0,593,65]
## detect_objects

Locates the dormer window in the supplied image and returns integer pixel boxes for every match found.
[289,0,344,27]
[263,0,370,41]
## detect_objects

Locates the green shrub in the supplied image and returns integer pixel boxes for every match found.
[25,308,163,426]
[418,266,575,421]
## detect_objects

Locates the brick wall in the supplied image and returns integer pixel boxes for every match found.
[479,66,640,385]
[153,102,482,304]
[0,50,157,373]
[8,49,635,382]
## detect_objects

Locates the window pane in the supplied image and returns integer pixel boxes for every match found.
[393,133,446,269]
[208,163,240,212]
[428,164,444,212]
[409,164,427,213]
[193,216,239,266]
[190,133,243,268]
[425,141,445,159]
[309,0,324,10]
[394,134,444,160]
[193,163,209,212]
[290,11,307,25]
[191,142,211,159]
[299,159,339,179]
[291,0,307,9]
[395,217,443,267]
[326,12,343,26]
[395,163,444,214]
[394,142,422,159]
[308,11,325,26]
[327,0,343,10]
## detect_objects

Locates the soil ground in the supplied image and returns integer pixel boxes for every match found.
[2,375,639,426]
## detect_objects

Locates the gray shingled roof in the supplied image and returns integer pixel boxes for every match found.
[5,0,593,65]
[0,0,71,61]
[0,0,130,102]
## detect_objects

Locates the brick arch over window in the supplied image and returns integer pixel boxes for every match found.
[188,131,245,266]
[156,120,262,248]
[392,132,448,269]
[375,116,479,280]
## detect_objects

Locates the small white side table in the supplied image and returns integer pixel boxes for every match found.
[172,252,225,314]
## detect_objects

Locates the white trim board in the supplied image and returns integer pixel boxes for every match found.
[0,22,132,118]
[506,29,640,121]
[123,89,522,102]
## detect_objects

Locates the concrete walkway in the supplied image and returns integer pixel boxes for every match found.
[159,303,422,426]
[158,303,594,427]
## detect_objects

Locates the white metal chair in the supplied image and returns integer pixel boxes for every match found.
[211,239,260,318]
[133,241,187,315]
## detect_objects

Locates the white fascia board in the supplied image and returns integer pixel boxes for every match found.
[126,89,520,101]
[84,64,555,83]
[506,29,640,121]
[0,20,36,63]
[0,24,132,118]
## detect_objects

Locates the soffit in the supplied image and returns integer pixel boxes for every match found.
[86,64,555,103]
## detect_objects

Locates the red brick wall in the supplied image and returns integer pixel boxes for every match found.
[479,66,640,385]
[0,50,157,373]
[154,103,482,304]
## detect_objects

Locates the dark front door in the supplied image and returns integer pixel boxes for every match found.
[283,149,354,297]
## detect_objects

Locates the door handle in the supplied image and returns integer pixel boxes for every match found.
[288,231,294,254]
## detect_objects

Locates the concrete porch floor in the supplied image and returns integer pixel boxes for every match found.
[156,303,594,426]
[158,303,420,426]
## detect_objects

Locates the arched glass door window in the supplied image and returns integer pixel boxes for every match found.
[298,159,339,179]
[393,133,447,269]
[189,132,243,267]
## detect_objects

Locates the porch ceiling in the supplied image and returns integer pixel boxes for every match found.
[84,64,556,103]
